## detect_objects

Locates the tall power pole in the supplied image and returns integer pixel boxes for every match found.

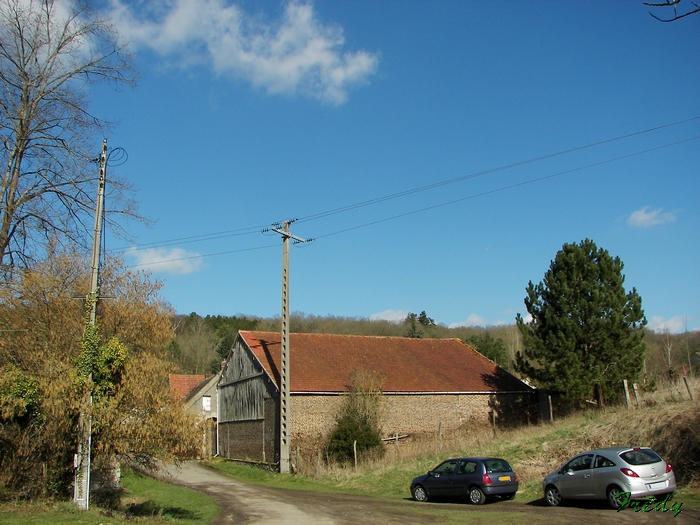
[268,220,309,474]
[74,139,107,510]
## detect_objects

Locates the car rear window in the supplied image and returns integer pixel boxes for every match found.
[619,449,663,465]
[484,459,512,473]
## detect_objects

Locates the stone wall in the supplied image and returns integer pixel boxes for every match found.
[290,393,532,440]
[221,392,537,462]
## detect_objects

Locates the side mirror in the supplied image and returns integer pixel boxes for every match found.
[566,469,574,476]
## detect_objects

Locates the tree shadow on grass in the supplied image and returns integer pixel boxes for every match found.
[125,500,200,520]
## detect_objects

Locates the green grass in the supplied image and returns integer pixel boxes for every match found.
[0,467,220,525]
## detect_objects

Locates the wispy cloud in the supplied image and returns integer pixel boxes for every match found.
[647,315,689,334]
[126,247,203,274]
[627,206,677,228]
[449,314,487,328]
[108,0,379,105]
[370,309,408,323]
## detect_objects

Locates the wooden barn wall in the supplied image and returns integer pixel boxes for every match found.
[218,340,275,423]
[218,339,279,461]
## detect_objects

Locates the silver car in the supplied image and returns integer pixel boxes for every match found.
[543,447,676,509]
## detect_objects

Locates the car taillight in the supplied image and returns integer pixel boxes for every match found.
[483,473,493,485]
[666,463,673,473]
[513,474,519,482]
[620,468,639,478]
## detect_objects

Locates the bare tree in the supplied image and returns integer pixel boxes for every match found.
[645,0,700,22]
[0,0,138,269]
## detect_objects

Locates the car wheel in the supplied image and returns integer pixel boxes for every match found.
[412,485,428,502]
[501,493,516,501]
[468,486,486,505]
[607,485,625,510]
[545,485,562,506]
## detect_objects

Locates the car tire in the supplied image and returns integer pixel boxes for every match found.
[501,493,516,501]
[607,485,625,510]
[412,485,428,502]
[468,486,486,505]
[544,485,562,506]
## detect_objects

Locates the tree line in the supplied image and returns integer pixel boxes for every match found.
[172,240,699,408]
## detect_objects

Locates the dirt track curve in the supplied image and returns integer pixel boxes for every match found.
[159,461,700,525]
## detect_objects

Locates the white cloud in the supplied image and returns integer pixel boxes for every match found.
[449,314,487,328]
[108,0,378,105]
[126,247,203,274]
[370,309,408,323]
[626,206,677,228]
[647,315,689,334]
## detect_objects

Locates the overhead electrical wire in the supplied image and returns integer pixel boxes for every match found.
[312,135,700,240]
[121,117,700,268]
[294,115,700,226]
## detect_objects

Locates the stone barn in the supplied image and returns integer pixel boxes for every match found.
[217,331,534,463]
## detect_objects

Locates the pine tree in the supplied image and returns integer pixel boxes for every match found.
[515,239,647,403]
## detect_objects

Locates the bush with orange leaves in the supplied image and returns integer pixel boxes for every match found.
[0,249,201,500]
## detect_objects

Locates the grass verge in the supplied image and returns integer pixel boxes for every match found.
[0,466,220,525]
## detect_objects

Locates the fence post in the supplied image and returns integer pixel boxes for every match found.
[353,440,357,469]
[632,383,641,407]
[548,395,554,422]
[595,383,605,410]
[684,377,695,401]
[623,379,631,409]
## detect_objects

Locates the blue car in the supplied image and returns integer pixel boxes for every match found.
[411,457,519,504]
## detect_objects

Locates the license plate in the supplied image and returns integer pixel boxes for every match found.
[647,481,666,490]
[498,476,511,481]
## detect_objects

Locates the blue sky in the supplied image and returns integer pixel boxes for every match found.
[90,1,699,332]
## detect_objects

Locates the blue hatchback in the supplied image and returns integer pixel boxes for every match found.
[411,457,519,504]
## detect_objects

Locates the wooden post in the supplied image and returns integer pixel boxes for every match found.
[632,383,641,407]
[623,380,631,409]
[353,440,357,469]
[684,377,695,401]
[491,410,497,436]
[548,395,554,422]
[594,383,605,409]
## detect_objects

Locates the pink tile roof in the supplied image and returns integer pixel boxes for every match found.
[238,331,531,394]
[169,373,206,401]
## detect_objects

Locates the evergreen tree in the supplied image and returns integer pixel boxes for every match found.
[466,332,508,368]
[515,239,646,403]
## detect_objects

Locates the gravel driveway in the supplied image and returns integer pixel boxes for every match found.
[159,461,700,525]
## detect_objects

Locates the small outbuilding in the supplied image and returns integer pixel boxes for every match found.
[218,331,535,463]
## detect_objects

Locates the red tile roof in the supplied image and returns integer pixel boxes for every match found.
[237,331,531,394]
[169,373,206,401]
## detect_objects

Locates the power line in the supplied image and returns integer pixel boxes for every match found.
[116,116,699,254]
[312,135,700,240]
[125,134,699,268]
[126,242,279,269]
[120,116,700,267]
[293,115,700,225]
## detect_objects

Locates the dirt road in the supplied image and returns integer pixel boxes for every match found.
[160,461,700,525]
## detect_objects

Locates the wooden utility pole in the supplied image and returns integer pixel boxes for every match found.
[74,139,107,510]
[268,220,309,474]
